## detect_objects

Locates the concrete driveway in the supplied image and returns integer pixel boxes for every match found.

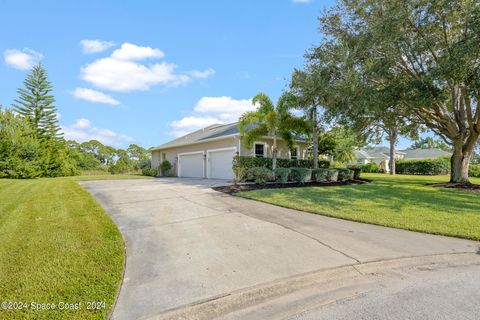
[80,178,480,320]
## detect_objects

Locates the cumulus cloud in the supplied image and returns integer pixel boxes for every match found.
[111,42,164,60]
[71,87,120,105]
[61,118,134,147]
[80,42,214,92]
[80,39,115,54]
[169,96,255,137]
[3,48,43,70]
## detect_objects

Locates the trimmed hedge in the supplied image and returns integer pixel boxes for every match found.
[313,168,329,182]
[347,167,362,179]
[274,168,291,183]
[247,167,273,184]
[325,169,339,182]
[142,167,158,176]
[233,156,329,181]
[469,164,480,178]
[350,162,382,173]
[337,168,353,181]
[290,167,312,183]
[396,158,450,175]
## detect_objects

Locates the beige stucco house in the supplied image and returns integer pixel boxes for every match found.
[150,122,308,179]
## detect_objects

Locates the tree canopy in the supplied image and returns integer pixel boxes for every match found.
[308,0,480,183]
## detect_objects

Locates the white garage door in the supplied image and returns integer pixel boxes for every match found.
[208,148,236,180]
[178,152,204,178]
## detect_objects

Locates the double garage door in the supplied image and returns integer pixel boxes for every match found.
[178,148,236,180]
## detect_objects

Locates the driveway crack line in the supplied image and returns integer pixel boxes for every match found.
[236,209,362,264]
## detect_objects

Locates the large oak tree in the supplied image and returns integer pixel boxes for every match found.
[313,0,480,183]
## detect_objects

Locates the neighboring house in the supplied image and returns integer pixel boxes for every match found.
[150,122,308,179]
[353,147,450,173]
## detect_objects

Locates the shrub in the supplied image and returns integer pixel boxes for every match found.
[247,167,274,184]
[290,167,312,184]
[274,168,291,183]
[232,156,329,181]
[142,166,158,177]
[138,159,151,170]
[347,166,362,179]
[396,158,449,175]
[337,168,353,181]
[108,160,129,174]
[325,169,339,182]
[469,164,480,178]
[354,162,381,173]
[160,160,172,176]
[312,168,329,182]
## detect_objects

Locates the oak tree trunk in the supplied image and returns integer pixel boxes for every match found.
[388,128,398,175]
[312,106,319,169]
[450,141,472,184]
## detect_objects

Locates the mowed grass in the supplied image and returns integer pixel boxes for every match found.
[238,174,480,240]
[0,178,125,319]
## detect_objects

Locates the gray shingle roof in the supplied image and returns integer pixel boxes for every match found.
[400,148,451,159]
[151,122,306,151]
[356,146,450,160]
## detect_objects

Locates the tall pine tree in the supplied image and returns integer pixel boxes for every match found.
[13,64,61,139]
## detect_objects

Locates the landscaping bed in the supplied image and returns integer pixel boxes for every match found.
[428,182,480,193]
[214,179,370,194]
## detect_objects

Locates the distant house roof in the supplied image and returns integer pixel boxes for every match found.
[355,149,374,159]
[356,146,450,160]
[150,122,306,151]
[400,148,451,160]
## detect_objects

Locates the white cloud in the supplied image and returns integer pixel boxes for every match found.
[61,118,134,147]
[80,39,115,54]
[111,42,164,60]
[3,48,43,70]
[169,96,255,137]
[80,42,214,92]
[71,87,120,105]
[186,68,216,78]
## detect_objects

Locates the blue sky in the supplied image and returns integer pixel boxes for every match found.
[1,0,417,149]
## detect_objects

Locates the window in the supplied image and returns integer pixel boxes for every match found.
[162,153,166,160]
[254,143,265,158]
[290,147,299,160]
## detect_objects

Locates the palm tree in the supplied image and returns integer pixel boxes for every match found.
[238,92,307,172]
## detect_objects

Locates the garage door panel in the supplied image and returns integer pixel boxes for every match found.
[208,149,235,180]
[179,153,204,178]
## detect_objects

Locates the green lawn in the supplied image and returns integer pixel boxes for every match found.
[238,174,480,240]
[0,178,125,319]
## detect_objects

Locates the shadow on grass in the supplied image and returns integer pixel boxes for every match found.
[246,177,480,216]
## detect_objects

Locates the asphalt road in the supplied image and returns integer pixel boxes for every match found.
[289,264,480,320]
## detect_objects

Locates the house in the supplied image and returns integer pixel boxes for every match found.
[353,146,451,173]
[150,122,308,179]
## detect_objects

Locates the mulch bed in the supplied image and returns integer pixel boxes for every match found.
[213,179,371,195]
[427,182,480,193]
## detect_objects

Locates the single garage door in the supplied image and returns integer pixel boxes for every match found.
[178,152,204,178]
[208,148,236,180]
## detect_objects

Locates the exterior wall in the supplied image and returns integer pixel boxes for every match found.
[151,136,239,177]
[239,137,308,160]
[151,135,309,177]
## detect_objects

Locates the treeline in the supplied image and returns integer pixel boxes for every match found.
[0,64,149,179]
